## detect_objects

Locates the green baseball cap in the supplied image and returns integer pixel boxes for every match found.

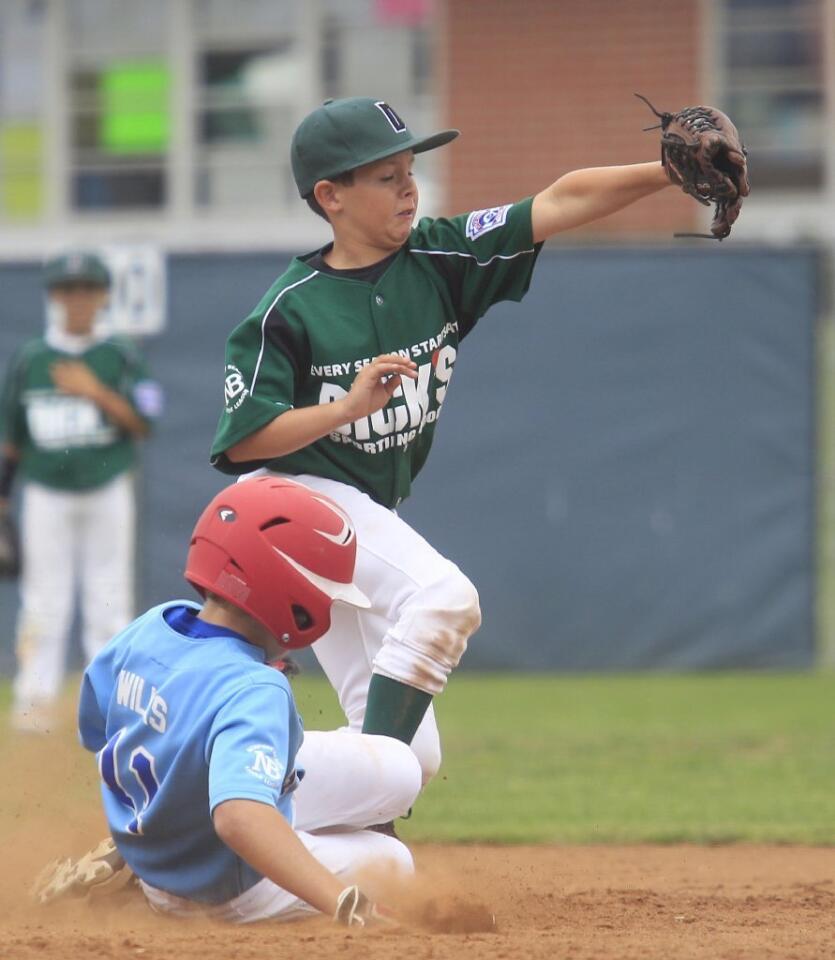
[44,252,111,289]
[291,97,459,197]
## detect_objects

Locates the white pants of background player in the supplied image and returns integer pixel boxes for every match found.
[245,470,482,785]
[12,474,135,730]
[141,730,421,923]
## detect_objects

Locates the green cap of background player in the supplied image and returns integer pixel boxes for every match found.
[44,252,111,289]
[291,97,459,198]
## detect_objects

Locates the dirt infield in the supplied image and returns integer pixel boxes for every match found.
[2,721,834,959]
[3,843,834,960]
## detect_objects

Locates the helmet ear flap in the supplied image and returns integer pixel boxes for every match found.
[185,539,251,603]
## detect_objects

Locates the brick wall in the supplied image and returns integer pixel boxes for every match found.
[440,0,701,238]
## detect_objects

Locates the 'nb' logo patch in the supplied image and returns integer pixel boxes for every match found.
[246,744,284,787]
[374,101,407,133]
[225,370,246,403]
[224,364,249,413]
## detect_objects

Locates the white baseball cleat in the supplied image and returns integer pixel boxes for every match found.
[32,837,132,905]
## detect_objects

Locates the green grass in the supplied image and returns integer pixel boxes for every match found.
[817,314,835,667]
[294,671,835,844]
[4,672,835,845]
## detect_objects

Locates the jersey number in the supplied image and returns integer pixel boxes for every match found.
[99,729,160,836]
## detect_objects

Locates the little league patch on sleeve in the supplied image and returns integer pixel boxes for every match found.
[133,380,164,419]
[465,205,512,241]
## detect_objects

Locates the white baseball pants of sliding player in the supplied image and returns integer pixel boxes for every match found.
[140,730,421,923]
[243,470,482,785]
[12,473,136,729]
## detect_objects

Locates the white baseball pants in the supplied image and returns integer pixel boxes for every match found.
[140,731,421,923]
[12,474,136,729]
[245,471,482,784]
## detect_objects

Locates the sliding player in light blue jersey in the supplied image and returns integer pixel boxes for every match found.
[35,476,420,925]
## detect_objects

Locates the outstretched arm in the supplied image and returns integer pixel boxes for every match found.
[531,161,671,243]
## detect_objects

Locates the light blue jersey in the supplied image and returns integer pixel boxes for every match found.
[78,601,303,905]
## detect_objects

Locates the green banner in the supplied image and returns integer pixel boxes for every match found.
[100,61,170,154]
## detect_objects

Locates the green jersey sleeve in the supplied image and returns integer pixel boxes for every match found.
[409,196,542,334]
[210,291,308,473]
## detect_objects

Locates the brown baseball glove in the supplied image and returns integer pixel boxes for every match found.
[636,94,750,240]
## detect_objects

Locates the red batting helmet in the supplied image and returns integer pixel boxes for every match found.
[184,476,369,650]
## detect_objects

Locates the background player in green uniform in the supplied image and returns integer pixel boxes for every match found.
[0,253,162,732]
[211,97,673,797]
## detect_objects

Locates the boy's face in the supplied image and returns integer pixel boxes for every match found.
[49,284,109,335]
[323,150,418,250]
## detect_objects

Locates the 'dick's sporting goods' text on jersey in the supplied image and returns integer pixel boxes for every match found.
[211,199,542,507]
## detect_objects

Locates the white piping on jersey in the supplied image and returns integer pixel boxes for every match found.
[408,247,536,268]
[251,271,320,396]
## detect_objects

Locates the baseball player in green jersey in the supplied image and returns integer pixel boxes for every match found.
[0,252,162,733]
[210,97,673,790]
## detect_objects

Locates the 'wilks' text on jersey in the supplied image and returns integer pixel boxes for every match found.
[116,669,168,733]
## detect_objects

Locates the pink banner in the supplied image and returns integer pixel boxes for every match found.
[375,0,432,26]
